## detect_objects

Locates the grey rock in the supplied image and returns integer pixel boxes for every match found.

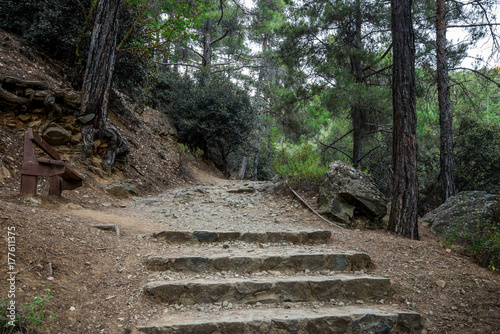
[93,224,120,236]
[105,184,129,198]
[125,185,142,196]
[143,198,161,205]
[318,161,387,228]
[144,276,390,305]
[352,314,394,333]
[193,231,219,242]
[226,187,256,194]
[78,113,95,124]
[43,124,72,145]
[423,191,500,239]
[135,308,422,334]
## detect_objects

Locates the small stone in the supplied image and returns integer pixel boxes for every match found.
[436,280,446,288]
[78,113,95,124]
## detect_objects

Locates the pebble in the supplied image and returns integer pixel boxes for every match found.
[436,280,446,288]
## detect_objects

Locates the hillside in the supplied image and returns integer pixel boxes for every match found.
[0,29,499,334]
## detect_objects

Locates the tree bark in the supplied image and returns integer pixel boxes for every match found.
[251,35,269,181]
[237,156,248,180]
[81,0,129,172]
[349,0,366,168]
[436,0,456,201]
[388,0,419,240]
[350,0,365,169]
[202,20,212,67]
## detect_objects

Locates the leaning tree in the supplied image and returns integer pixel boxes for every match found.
[81,0,128,172]
[80,0,208,172]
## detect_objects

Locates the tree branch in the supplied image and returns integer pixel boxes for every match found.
[116,0,152,52]
[447,23,500,28]
[218,0,224,25]
[362,64,392,80]
[210,30,229,46]
[451,67,500,87]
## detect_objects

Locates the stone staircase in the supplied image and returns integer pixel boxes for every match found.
[131,229,422,334]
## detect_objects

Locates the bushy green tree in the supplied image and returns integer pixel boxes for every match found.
[154,72,257,176]
[0,0,86,60]
[454,113,500,194]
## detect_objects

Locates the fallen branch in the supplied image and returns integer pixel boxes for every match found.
[285,181,344,230]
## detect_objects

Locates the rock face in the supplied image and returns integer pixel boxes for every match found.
[42,124,72,145]
[317,161,387,228]
[422,191,500,237]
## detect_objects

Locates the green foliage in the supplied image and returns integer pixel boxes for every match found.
[0,0,86,61]
[153,72,257,175]
[0,0,208,104]
[1,289,55,334]
[454,113,500,194]
[444,218,500,273]
[194,147,204,159]
[273,143,328,183]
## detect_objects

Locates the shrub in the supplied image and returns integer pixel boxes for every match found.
[154,72,257,176]
[1,289,55,333]
[444,218,500,272]
[273,143,328,183]
[454,113,500,194]
[0,0,159,102]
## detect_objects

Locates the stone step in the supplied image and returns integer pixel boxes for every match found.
[131,305,423,334]
[152,230,331,245]
[146,252,371,273]
[144,275,390,305]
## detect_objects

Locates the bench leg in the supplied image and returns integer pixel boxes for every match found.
[21,175,38,195]
[49,176,62,196]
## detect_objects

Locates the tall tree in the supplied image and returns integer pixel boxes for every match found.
[436,0,455,201]
[81,0,128,172]
[277,0,392,168]
[388,0,419,240]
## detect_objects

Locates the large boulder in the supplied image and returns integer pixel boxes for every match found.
[422,191,500,237]
[43,124,72,145]
[317,161,387,228]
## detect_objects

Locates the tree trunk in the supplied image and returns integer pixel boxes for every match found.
[202,20,212,67]
[237,156,248,180]
[351,0,365,169]
[436,0,456,201]
[351,105,364,168]
[81,0,128,172]
[388,0,419,240]
[251,35,269,180]
[252,132,262,180]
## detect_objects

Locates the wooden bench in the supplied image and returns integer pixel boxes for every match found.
[21,128,84,196]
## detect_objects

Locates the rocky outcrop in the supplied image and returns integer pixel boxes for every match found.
[422,191,500,237]
[317,161,387,228]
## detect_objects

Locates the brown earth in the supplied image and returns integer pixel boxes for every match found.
[0,29,499,334]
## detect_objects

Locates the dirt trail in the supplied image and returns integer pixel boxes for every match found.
[0,178,499,333]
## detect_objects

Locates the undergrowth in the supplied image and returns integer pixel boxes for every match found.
[273,144,328,183]
[444,218,500,273]
[1,289,55,334]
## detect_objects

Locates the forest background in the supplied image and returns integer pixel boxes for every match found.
[0,0,499,240]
